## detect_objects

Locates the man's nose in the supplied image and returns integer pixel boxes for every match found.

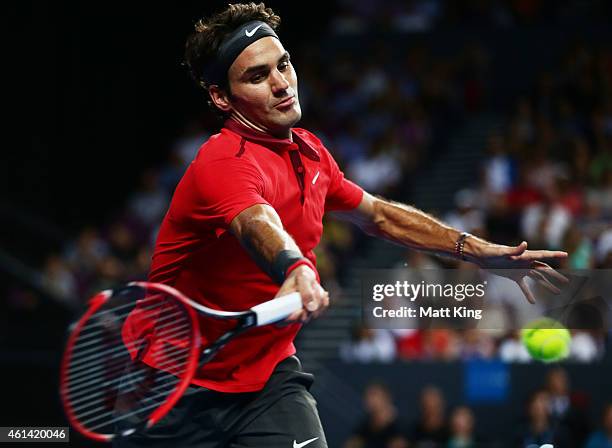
[270,69,289,94]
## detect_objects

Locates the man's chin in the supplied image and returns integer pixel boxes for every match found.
[269,109,301,133]
[281,107,302,128]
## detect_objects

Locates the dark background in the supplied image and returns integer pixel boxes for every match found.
[3,1,612,447]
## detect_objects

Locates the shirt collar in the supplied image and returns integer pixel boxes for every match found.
[224,118,320,161]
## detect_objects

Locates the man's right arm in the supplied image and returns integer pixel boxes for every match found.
[229,204,329,321]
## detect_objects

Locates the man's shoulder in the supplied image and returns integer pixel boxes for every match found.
[196,128,245,162]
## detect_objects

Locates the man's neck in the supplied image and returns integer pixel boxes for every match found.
[230,111,292,141]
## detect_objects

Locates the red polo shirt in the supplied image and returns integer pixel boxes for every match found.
[147,119,363,392]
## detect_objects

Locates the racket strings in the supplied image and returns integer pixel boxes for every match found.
[69,316,189,372]
[79,372,179,430]
[71,369,180,423]
[67,332,189,386]
[70,368,180,417]
[67,342,189,399]
[72,298,178,347]
[67,354,189,433]
[63,290,196,436]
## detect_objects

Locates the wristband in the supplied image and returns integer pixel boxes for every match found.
[270,250,320,284]
[285,258,320,283]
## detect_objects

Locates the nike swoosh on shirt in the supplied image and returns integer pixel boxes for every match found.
[312,171,320,185]
[293,437,319,448]
[245,24,263,37]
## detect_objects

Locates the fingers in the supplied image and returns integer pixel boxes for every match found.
[295,270,324,313]
[533,261,570,284]
[309,287,329,320]
[508,241,528,260]
[515,241,528,253]
[518,278,536,304]
[528,269,561,294]
[279,266,330,324]
[521,250,569,260]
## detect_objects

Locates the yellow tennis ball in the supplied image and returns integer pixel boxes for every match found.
[521,318,571,362]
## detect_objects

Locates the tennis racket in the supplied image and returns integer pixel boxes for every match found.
[60,281,302,442]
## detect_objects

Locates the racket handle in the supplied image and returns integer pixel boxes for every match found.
[251,292,302,326]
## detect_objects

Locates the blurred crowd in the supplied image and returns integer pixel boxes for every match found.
[345,367,612,448]
[330,0,611,33]
[7,8,610,367]
[10,124,206,312]
[17,27,487,315]
[339,40,612,364]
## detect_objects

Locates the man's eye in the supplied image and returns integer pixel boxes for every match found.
[279,61,289,71]
[251,74,265,83]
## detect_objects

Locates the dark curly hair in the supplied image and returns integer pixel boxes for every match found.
[184,2,281,93]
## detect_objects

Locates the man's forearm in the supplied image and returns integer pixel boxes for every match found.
[229,204,318,283]
[371,200,456,253]
[368,198,487,261]
[235,213,301,263]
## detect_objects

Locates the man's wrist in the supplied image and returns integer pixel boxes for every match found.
[454,232,471,260]
[286,259,320,283]
[271,250,320,284]
[460,233,486,264]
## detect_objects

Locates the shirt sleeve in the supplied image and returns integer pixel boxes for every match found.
[325,151,364,212]
[192,157,271,234]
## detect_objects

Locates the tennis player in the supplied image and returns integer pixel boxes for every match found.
[116,3,568,447]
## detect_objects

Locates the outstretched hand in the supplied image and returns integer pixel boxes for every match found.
[471,241,569,304]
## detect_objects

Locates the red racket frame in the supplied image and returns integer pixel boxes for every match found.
[60,282,201,442]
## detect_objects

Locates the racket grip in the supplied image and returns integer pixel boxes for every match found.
[251,292,303,326]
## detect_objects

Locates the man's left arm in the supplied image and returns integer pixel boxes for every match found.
[335,192,569,303]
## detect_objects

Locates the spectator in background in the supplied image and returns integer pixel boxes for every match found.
[446,406,479,448]
[127,170,170,230]
[410,385,449,447]
[64,227,108,277]
[444,189,485,236]
[545,367,591,446]
[91,255,123,292]
[586,169,612,220]
[482,133,515,196]
[344,382,408,448]
[515,390,558,447]
[589,143,612,187]
[172,117,211,167]
[347,133,402,195]
[595,228,612,268]
[498,330,532,363]
[569,330,600,362]
[107,222,138,265]
[585,404,612,448]
[42,255,78,309]
[333,121,369,165]
[340,324,397,363]
[521,178,572,249]
[457,329,496,360]
[562,225,594,269]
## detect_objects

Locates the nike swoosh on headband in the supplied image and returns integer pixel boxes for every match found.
[245,24,263,37]
[293,437,319,448]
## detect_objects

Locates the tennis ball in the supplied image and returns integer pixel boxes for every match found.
[521,318,571,363]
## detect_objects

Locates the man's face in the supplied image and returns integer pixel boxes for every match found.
[225,37,301,136]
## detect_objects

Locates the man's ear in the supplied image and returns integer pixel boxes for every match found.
[209,85,232,112]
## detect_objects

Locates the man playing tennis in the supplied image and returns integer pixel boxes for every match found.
[118,3,567,447]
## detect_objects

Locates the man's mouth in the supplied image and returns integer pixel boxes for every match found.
[274,96,295,109]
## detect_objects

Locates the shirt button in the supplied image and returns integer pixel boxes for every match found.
[289,143,299,150]
[297,166,304,173]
